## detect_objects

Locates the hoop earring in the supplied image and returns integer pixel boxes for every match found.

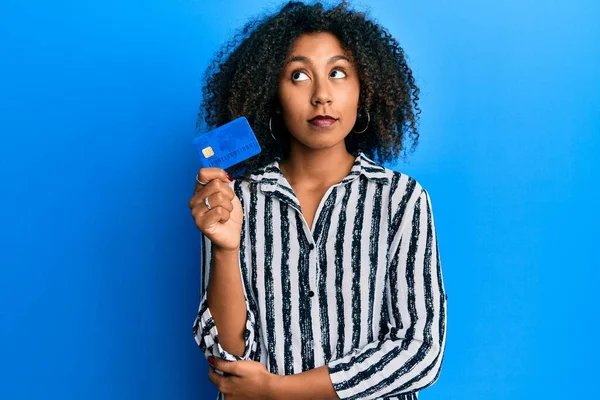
[352,109,370,134]
[269,117,277,141]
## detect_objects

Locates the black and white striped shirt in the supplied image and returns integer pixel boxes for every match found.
[193,152,447,400]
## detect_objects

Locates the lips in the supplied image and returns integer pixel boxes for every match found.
[309,115,338,127]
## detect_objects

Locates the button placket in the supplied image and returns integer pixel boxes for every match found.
[307,239,317,300]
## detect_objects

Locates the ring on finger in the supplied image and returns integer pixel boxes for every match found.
[196,174,208,186]
[204,196,212,210]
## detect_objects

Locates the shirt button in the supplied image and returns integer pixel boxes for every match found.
[308,243,315,250]
[308,290,315,297]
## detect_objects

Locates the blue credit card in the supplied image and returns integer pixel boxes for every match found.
[192,116,261,170]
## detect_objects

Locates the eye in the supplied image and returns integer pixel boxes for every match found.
[292,71,309,81]
[330,69,347,79]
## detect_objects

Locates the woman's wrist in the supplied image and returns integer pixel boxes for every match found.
[266,373,284,400]
[212,245,240,257]
[264,366,338,400]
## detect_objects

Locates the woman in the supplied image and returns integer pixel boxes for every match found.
[189,2,447,399]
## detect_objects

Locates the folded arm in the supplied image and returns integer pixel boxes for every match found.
[327,189,447,399]
[272,189,447,400]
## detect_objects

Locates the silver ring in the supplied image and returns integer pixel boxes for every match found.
[204,196,212,210]
[196,174,208,186]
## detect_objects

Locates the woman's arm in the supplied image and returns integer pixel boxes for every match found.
[208,359,339,400]
[192,177,257,361]
[323,189,447,399]
[194,234,258,361]
[206,247,247,356]
[270,366,339,400]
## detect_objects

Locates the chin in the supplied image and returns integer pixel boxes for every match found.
[298,137,348,151]
[287,126,351,150]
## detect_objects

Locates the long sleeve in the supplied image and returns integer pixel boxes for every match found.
[328,188,447,399]
[192,233,258,361]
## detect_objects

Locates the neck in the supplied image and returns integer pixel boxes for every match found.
[279,144,357,188]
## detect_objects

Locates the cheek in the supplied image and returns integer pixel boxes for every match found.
[276,89,304,133]
[279,94,308,124]
[339,85,360,118]
[278,86,301,115]
[344,80,361,106]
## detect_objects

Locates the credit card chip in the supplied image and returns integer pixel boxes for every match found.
[202,146,215,158]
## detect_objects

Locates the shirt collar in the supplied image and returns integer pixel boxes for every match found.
[248,152,390,196]
[340,152,390,185]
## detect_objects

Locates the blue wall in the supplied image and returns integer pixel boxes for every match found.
[1,1,598,399]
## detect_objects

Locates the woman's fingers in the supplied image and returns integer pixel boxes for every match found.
[195,206,232,228]
[194,168,231,193]
[189,192,233,217]
[208,367,222,387]
[189,179,235,208]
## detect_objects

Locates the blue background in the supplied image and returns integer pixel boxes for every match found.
[1,0,598,399]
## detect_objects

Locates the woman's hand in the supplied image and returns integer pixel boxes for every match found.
[188,168,243,252]
[208,357,280,400]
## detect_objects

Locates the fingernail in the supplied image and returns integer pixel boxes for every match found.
[227,173,234,182]
[208,356,215,366]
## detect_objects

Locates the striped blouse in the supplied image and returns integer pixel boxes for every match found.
[193,152,447,400]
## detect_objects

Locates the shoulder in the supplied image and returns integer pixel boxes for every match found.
[360,153,426,204]
[375,164,431,216]
[385,168,424,195]
[353,152,430,213]
[379,167,436,241]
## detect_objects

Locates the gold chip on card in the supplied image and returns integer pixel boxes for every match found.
[202,146,215,158]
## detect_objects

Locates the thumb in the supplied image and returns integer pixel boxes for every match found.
[212,358,238,375]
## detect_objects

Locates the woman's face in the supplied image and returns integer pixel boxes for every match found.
[277,32,361,151]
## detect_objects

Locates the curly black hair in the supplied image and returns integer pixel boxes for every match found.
[198,0,421,175]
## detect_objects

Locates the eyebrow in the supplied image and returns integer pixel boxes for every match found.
[285,54,351,66]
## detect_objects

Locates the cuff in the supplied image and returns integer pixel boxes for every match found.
[327,348,363,399]
[193,292,257,361]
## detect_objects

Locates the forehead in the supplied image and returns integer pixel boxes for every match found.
[287,32,348,60]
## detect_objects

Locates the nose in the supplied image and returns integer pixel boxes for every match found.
[311,76,332,106]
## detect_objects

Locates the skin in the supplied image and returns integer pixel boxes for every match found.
[189,169,248,358]
[190,32,360,399]
[276,31,360,229]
